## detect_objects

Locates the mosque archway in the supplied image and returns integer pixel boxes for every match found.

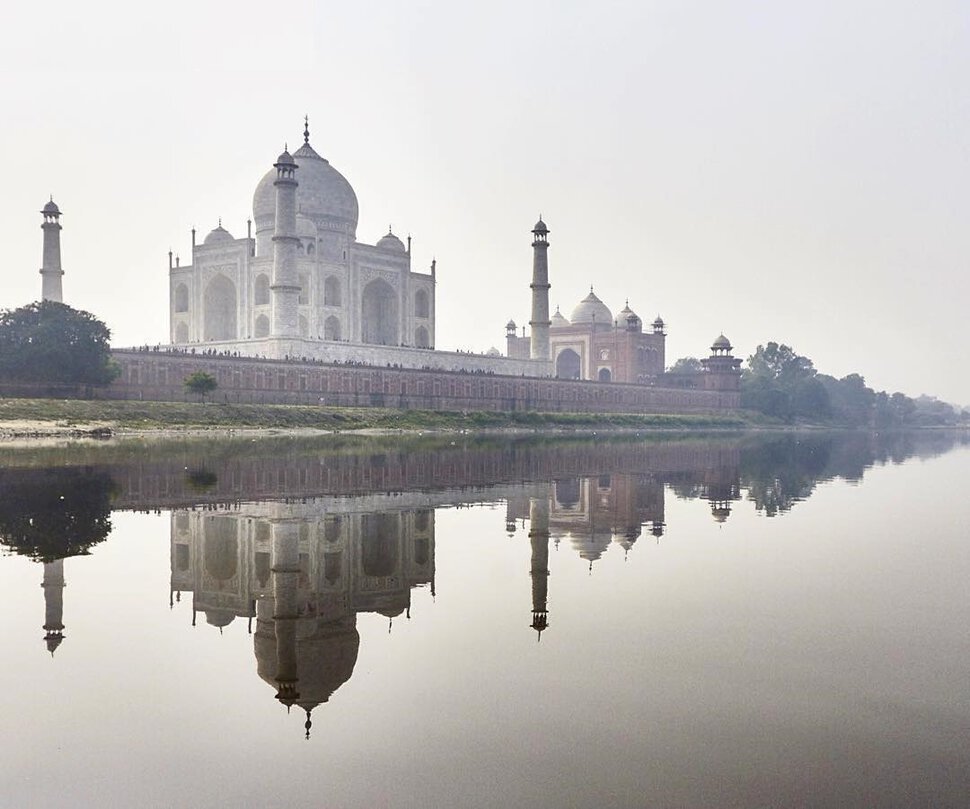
[254,314,270,338]
[598,367,612,382]
[254,274,270,306]
[556,348,582,380]
[324,315,342,341]
[415,326,430,348]
[174,322,189,343]
[203,275,237,341]
[174,283,189,313]
[361,278,398,346]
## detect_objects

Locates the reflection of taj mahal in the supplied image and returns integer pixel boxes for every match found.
[170,501,434,737]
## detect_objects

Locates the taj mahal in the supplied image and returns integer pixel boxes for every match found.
[31,118,742,409]
[161,118,740,388]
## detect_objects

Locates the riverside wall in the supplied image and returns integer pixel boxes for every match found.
[103,350,741,413]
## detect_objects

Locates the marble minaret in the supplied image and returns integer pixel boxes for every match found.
[529,217,551,360]
[270,149,300,338]
[40,198,64,303]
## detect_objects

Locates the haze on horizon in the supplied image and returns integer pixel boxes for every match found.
[1,1,967,404]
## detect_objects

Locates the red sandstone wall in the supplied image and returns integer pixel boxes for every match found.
[102,350,741,413]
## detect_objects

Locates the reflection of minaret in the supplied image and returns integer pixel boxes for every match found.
[42,559,66,655]
[40,198,64,303]
[270,523,303,729]
[529,497,550,638]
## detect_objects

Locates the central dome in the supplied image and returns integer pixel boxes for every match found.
[253,140,359,236]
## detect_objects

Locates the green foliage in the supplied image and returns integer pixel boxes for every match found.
[0,301,119,386]
[667,357,703,374]
[741,341,955,427]
[184,371,218,402]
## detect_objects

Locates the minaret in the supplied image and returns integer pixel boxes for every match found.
[529,217,551,360]
[42,559,66,655]
[529,495,551,639]
[270,148,300,338]
[40,198,64,303]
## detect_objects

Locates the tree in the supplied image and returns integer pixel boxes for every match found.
[0,301,119,386]
[184,371,218,403]
[667,357,703,374]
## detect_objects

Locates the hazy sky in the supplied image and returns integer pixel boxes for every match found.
[2,1,967,403]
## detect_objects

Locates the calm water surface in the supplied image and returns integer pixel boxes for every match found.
[1,432,968,808]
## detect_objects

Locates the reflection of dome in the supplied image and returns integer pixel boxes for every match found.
[253,139,359,235]
[204,224,234,245]
[255,616,360,715]
[551,307,570,328]
[376,229,406,252]
[570,289,612,325]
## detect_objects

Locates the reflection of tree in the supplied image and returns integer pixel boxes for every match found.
[740,432,964,516]
[0,468,116,561]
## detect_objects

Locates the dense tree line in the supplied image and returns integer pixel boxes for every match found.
[0,301,119,386]
[739,342,961,426]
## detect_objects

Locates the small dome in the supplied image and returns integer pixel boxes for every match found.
[712,334,732,350]
[570,289,613,326]
[275,149,295,166]
[487,347,501,356]
[653,315,665,328]
[506,319,517,331]
[551,307,570,328]
[204,224,234,245]
[376,229,406,252]
[532,217,548,234]
[42,198,60,215]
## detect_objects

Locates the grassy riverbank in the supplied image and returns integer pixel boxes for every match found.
[0,397,753,435]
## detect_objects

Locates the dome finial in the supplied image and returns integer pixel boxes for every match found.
[218,217,222,227]
[304,114,310,144]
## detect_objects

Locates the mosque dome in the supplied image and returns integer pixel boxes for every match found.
[204,223,234,245]
[551,307,570,328]
[376,229,406,252]
[253,139,359,235]
[570,289,613,326]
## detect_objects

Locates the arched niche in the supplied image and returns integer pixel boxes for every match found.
[174,283,189,313]
[254,274,270,306]
[203,275,237,341]
[361,278,398,346]
[254,314,270,338]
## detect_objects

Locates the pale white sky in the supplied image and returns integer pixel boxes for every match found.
[2,1,967,403]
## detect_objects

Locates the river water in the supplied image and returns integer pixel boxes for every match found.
[1,431,968,808]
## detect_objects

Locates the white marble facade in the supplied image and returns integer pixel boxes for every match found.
[169,123,436,354]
